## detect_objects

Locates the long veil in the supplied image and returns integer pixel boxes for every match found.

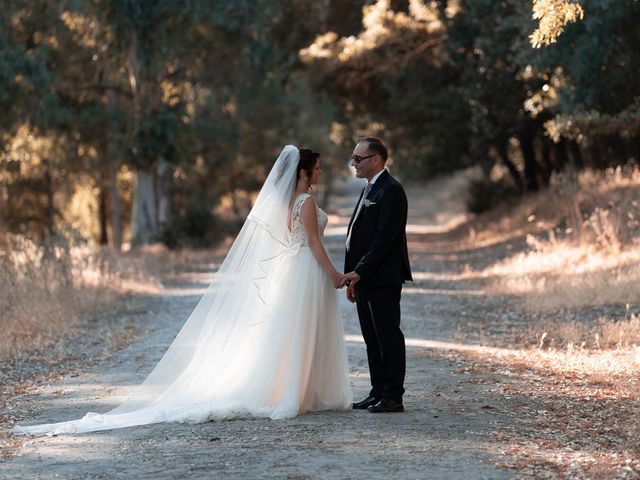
[15,145,305,434]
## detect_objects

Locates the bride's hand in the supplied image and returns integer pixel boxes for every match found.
[332,272,347,289]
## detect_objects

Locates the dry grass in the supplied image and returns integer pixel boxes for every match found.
[455,166,640,475]
[450,165,639,246]
[480,165,640,319]
[0,230,222,362]
[531,312,640,350]
[487,237,640,312]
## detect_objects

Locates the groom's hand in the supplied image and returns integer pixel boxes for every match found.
[342,271,361,288]
[346,284,356,303]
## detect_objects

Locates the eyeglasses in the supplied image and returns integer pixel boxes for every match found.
[350,153,376,164]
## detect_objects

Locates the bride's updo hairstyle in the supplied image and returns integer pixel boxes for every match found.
[297,148,320,182]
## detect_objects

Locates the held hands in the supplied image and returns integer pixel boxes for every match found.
[332,271,360,303]
[332,271,361,290]
[332,272,349,289]
[340,271,361,289]
[342,271,360,303]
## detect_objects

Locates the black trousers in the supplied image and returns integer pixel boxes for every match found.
[355,283,405,401]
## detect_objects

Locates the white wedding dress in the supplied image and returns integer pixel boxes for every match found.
[14,146,352,435]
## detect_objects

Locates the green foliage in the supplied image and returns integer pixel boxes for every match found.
[536,0,640,142]
[530,0,584,48]
[301,0,639,202]
[0,0,357,245]
[1,0,638,241]
[128,103,191,167]
[2,176,52,235]
[546,99,640,141]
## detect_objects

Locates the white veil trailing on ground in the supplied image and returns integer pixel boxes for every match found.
[15,145,306,434]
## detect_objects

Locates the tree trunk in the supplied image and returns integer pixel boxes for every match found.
[540,140,552,186]
[110,161,122,251]
[606,135,628,165]
[554,139,569,172]
[130,167,158,247]
[127,24,159,248]
[320,170,335,208]
[98,182,109,245]
[568,140,584,168]
[518,121,539,192]
[106,87,122,251]
[157,158,172,239]
[497,138,523,191]
[622,136,640,163]
[43,158,54,237]
[633,137,640,162]
[589,140,609,169]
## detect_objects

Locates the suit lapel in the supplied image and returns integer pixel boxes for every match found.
[348,170,389,229]
[347,187,366,233]
[366,170,388,200]
[347,170,390,237]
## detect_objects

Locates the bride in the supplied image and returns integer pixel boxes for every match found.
[14,145,353,435]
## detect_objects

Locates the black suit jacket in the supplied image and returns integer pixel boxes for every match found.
[344,170,412,287]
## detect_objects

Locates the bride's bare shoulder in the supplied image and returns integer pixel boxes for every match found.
[298,194,318,216]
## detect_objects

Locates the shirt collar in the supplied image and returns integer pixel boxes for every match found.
[369,168,386,185]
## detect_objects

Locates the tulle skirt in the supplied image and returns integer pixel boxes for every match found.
[14,245,352,435]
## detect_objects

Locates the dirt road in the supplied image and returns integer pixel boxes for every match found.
[1,175,523,479]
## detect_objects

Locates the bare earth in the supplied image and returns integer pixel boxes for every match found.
[2,175,538,479]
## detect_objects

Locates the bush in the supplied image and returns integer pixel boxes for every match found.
[465,177,519,214]
[160,198,241,249]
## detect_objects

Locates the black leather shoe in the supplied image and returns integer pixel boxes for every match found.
[352,395,381,410]
[367,399,404,413]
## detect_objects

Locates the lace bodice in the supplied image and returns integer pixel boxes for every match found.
[289,193,328,246]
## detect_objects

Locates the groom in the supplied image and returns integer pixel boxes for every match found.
[342,137,412,413]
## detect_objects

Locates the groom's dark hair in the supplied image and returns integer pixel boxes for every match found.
[359,136,388,162]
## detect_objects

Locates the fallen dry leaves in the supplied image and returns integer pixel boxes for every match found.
[450,346,640,479]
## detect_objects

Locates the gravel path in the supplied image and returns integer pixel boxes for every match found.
[1,175,521,479]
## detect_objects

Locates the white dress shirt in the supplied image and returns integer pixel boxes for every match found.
[346,169,386,250]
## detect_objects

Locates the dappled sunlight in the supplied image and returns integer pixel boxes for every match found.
[482,240,640,310]
[346,334,546,365]
[326,213,349,227]
[460,167,640,317]
[493,268,640,311]
[0,231,224,360]
[326,217,472,244]
[300,0,442,65]
[481,345,640,379]
[411,271,483,282]
[346,334,512,356]
[20,380,142,402]
[13,434,118,461]
[346,333,640,379]
[485,239,640,278]
[412,271,457,281]
[406,229,529,254]
[115,279,210,297]
[403,286,486,297]
[170,270,218,283]
[323,225,348,237]
[405,215,468,234]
